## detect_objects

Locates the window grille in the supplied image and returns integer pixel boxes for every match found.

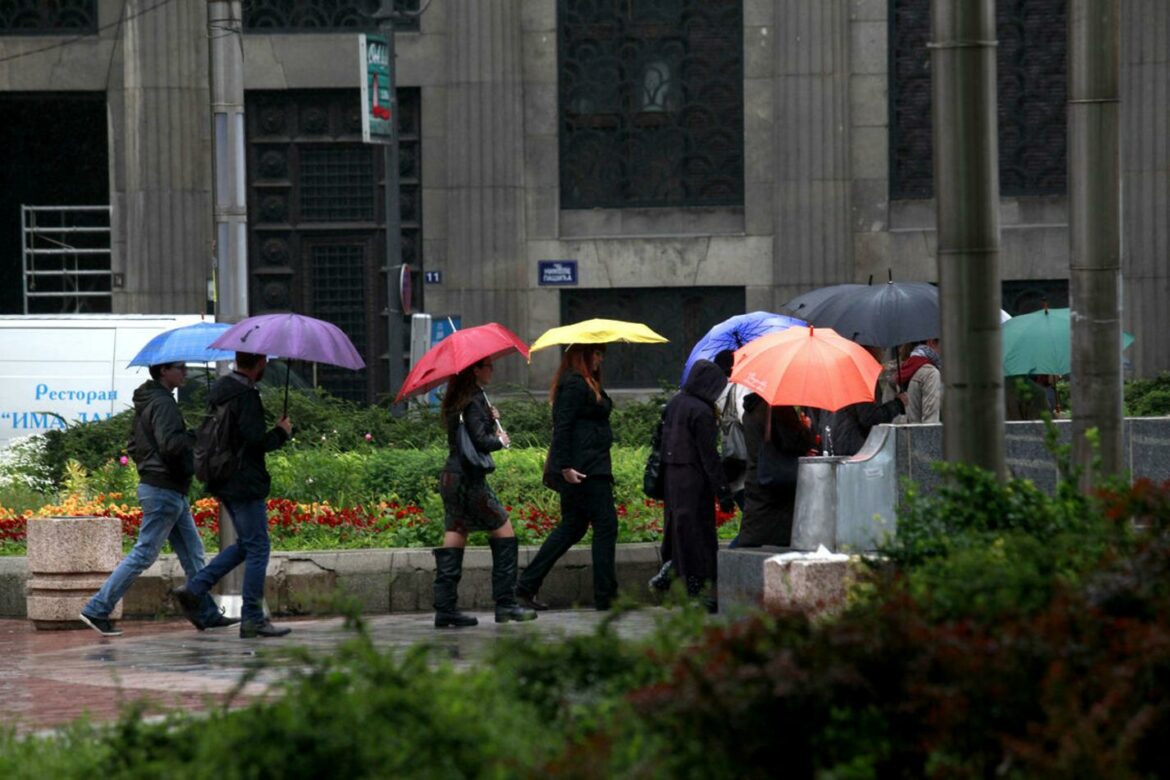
[890,0,1067,200]
[0,0,96,33]
[558,0,744,209]
[311,244,368,401]
[243,0,419,33]
[300,147,375,222]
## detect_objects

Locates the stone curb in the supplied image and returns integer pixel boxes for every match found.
[0,543,666,620]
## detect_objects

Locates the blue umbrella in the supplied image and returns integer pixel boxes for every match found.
[128,321,235,368]
[680,311,806,385]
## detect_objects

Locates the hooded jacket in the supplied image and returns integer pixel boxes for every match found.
[203,371,289,502]
[661,359,729,496]
[129,380,195,494]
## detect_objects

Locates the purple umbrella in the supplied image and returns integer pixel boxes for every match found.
[211,313,365,413]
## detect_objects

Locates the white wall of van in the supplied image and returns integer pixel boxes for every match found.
[0,315,212,449]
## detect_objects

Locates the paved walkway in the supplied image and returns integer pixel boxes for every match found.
[0,609,663,734]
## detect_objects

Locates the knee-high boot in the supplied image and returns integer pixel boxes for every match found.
[433,547,478,628]
[489,537,537,623]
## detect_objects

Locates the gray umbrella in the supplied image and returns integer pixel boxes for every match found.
[781,281,939,348]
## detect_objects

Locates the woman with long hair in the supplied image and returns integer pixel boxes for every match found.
[433,359,537,627]
[516,344,618,610]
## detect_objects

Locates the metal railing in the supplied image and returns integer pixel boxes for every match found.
[21,205,112,314]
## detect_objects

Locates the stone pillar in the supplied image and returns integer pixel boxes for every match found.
[443,1,529,386]
[772,0,853,306]
[26,517,122,630]
[110,0,213,314]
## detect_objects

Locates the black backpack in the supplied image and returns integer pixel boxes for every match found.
[193,402,240,484]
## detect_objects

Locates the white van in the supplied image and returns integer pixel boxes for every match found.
[0,314,211,449]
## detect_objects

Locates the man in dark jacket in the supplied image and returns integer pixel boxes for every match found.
[660,359,734,610]
[80,363,237,637]
[174,352,292,638]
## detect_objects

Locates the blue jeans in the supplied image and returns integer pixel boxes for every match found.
[188,498,270,625]
[85,483,221,623]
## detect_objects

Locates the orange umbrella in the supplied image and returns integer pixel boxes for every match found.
[730,326,882,412]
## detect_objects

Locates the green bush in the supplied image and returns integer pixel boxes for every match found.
[1125,371,1170,416]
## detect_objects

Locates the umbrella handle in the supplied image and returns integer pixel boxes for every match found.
[283,367,290,418]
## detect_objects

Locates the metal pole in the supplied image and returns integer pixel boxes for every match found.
[209,0,248,608]
[1069,0,1123,485]
[374,2,407,416]
[930,0,1007,478]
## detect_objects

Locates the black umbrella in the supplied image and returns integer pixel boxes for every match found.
[781,280,939,349]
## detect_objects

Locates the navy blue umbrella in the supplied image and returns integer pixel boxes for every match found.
[681,311,805,385]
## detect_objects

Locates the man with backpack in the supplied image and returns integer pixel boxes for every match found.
[174,351,293,638]
[80,362,237,637]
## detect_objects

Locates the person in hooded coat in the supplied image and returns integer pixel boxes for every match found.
[660,359,734,606]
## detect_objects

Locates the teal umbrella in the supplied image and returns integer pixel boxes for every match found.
[1002,307,1135,376]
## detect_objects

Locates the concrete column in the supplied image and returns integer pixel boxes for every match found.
[444,0,529,384]
[772,0,853,307]
[1120,1,1170,379]
[112,0,212,314]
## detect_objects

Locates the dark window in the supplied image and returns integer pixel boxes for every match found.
[1002,278,1068,316]
[558,0,744,209]
[890,0,1067,200]
[561,286,744,388]
[246,88,421,403]
[0,0,97,33]
[243,0,420,33]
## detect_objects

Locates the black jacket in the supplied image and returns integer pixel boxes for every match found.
[444,390,504,475]
[661,359,729,497]
[550,371,614,479]
[129,380,195,494]
[820,386,904,457]
[204,372,289,502]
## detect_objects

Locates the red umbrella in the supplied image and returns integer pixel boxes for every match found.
[395,322,529,402]
[731,326,882,412]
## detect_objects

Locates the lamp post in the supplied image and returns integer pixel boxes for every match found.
[370,1,407,415]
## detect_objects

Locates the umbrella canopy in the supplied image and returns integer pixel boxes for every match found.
[730,326,883,412]
[128,321,235,368]
[210,313,365,370]
[1002,307,1135,376]
[395,323,529,402]
[529,318,668,353]
[680,311,805,385]
[782,281,940,348]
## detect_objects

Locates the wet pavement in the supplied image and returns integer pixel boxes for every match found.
[0,608,664,734]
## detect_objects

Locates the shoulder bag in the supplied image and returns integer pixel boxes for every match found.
[457,413,495,472]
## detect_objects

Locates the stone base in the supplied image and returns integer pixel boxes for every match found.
[26,516,123,630]
[719,547,856,615]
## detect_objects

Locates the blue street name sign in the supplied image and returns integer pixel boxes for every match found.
[538,260,578,286]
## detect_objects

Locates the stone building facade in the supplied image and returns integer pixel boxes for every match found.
[0,0,1166,401]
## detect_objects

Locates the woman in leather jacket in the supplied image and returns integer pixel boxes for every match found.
[432,360,536,627]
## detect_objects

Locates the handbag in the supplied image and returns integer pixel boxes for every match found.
[719,389,748,478]
[457,413,495,472]
[642,406,667,500]
[542,447,564,492]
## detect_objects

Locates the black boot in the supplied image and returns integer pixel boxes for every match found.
[490,537,537,623]
[648,560,674,592]
[433,547,478,628]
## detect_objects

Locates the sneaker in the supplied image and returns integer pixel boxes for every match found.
[79,612,122,637]
[648,560,674,592]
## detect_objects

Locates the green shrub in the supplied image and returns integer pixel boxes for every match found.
[1125,371,1170,416]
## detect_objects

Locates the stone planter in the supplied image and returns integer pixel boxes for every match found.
[26,516,122,630]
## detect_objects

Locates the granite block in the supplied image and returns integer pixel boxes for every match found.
[762,557,854,614]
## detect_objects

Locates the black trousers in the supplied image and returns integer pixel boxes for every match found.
[517,477,618,607]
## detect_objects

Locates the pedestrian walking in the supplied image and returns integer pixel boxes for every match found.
[517,344,619,611]
[80,362,237,637]
[660,359,734,611]
[173,352,292,638]
[432,360,537,628]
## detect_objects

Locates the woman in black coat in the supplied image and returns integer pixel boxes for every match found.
[517,344,618,610]
[660,359,734,609]
[433,360,537,628]
[737,394,819,547]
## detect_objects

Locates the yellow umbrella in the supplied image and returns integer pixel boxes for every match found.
[529,318,669,353]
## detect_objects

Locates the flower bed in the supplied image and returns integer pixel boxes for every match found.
[0,492,738,556]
